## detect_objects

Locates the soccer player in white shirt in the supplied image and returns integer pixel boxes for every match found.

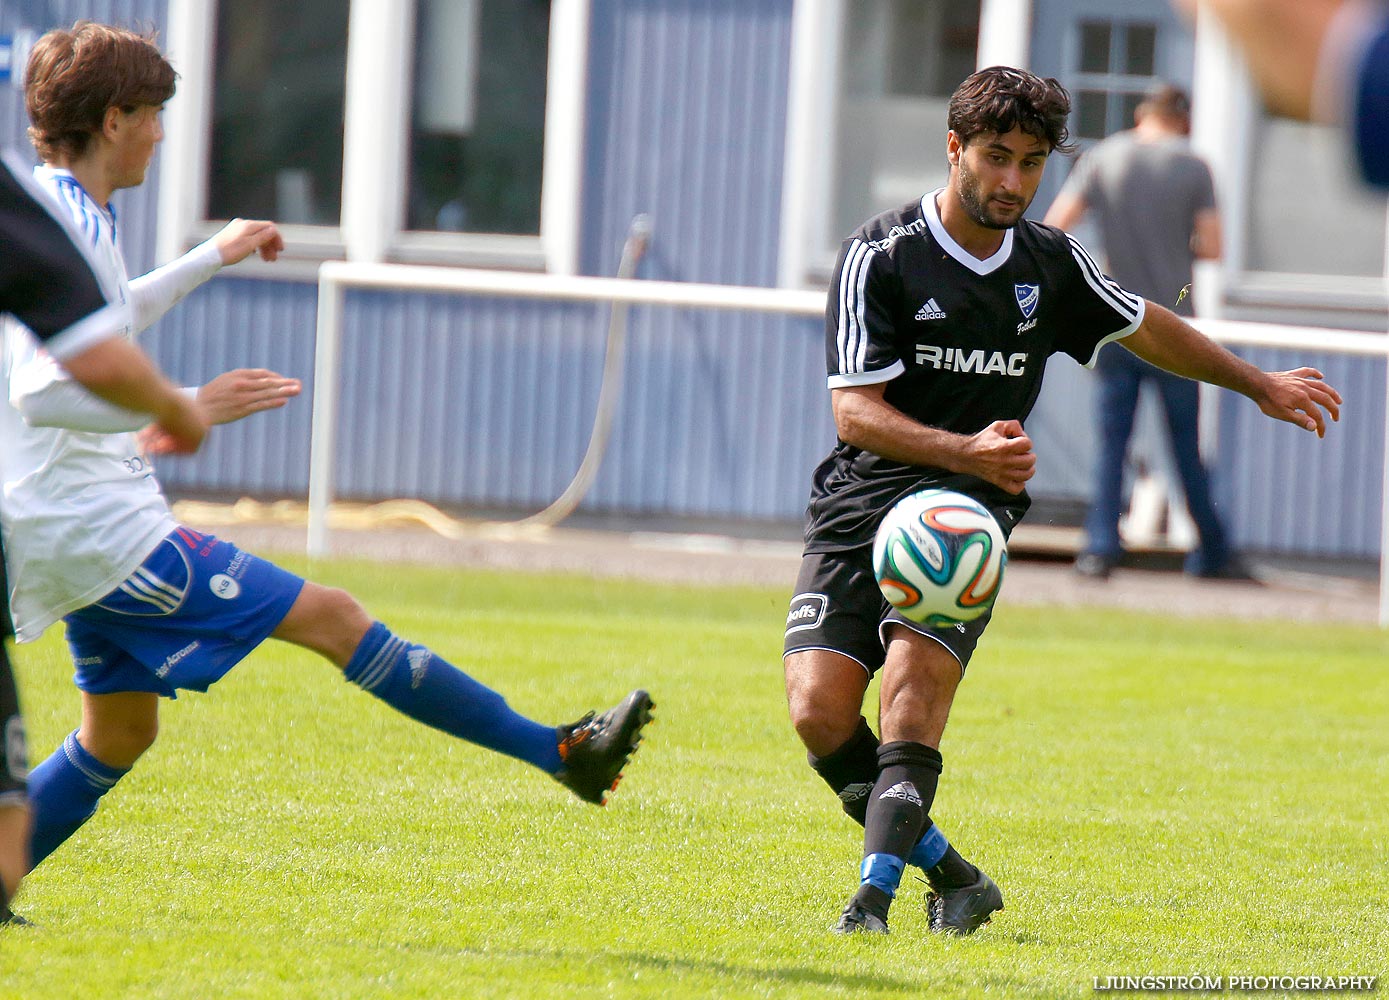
[0,145,213,926]
[3,24,652,908]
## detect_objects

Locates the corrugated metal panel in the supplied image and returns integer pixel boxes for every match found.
[591,306,829,518]
[154,282,833,524]
[1216,349,1384,559]
[148,278,319,498]
[582,0,792,284]
[141,275,1389,563]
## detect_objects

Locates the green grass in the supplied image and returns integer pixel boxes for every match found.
[4,557,1387,999]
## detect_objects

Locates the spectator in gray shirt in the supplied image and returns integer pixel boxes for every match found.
[1045,83,1251,581]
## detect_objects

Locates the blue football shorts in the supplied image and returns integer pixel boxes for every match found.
[64,527,306,698]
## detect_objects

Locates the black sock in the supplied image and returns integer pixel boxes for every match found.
[812,727,977,889]
[860,742,943,907]
[807,717,879,825]
[926,845,979,892]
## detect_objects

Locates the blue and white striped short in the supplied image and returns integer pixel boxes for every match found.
[63,528,305,698]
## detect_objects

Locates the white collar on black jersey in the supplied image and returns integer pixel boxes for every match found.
[922,187,1014,275]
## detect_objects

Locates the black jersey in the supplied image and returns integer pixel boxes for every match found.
[805,190,1145,553]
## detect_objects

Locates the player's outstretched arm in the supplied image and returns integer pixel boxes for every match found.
[1121,302,1343,436]
[212,218,284,265]
[832,384,1036,494]
[194,368,301,425]
[128,220,285,337]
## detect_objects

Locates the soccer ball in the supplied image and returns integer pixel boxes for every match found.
[872,488,1007,627]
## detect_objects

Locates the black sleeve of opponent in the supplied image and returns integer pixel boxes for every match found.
[0,159,111,344]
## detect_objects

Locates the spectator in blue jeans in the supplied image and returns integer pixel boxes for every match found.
[1045,84,1251,580]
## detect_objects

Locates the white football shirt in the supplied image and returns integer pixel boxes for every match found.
[1,166,223,641]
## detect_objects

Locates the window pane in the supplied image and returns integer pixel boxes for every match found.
[1075,90,1108,140]
[1124,23,1157,76]
[1119,92,1144,131]
[207,0,348,225]
[832,0,981,241]
[1247,115,1387,276]
[406,0,551,235]
[1079,21,1111,74]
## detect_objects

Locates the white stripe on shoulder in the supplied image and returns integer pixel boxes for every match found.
[833,240,877,377]
[836,240,873,375]
[851,244,875,373]
[1066,235,1143,320]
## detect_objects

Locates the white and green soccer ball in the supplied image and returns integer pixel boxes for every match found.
[872,488,1007,628]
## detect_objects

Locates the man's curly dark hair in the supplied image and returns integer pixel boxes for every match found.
[948,66,1075,154]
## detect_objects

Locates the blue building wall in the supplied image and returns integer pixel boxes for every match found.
[581,0,791,285]
[145,0,831,529]
[2,0,1384,557]
[1219,349,1385,558]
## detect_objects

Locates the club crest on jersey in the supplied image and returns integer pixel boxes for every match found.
[1014,283,1040,319]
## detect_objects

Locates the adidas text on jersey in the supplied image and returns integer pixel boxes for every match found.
[915,298,947,321]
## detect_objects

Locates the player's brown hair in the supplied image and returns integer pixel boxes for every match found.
[948,66,1075,154]
[25,22,176,162]
[1136,83,1192,123]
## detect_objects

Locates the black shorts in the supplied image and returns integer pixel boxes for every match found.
[782,545,994,676]
[0,647,24,806]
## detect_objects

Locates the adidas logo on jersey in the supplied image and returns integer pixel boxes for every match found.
[914,298,947,321]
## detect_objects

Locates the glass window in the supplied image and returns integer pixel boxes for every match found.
[207,0,348,225]
[1075,90,1108,140]
[1246,114,1387,277]
[1124,23,1156,76]
[1079,21,1111,74]
[830,0,981,242]
[407,0,551,235]
[1068,18,1161,141]
[1119,91,1145,129]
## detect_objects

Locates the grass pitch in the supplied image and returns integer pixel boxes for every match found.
[4,556,1387,998]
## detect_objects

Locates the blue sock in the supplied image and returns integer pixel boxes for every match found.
[860,853,906,899]
[908,823,950,870]
[343,622,562,772]
[28,731,128,869]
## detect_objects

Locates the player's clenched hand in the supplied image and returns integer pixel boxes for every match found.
[196,368,302,425]
[963,419,1035,494]
[139,392,210,456]
[212,218,285,265]
[1254,367,1342,437]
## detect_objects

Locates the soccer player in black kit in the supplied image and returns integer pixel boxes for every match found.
[781,67,1342,936]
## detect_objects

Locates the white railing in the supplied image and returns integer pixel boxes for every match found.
[311,261,1389,624]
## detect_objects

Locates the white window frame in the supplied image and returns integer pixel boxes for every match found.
[158,0,588,279]
[777,0,1031,289]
